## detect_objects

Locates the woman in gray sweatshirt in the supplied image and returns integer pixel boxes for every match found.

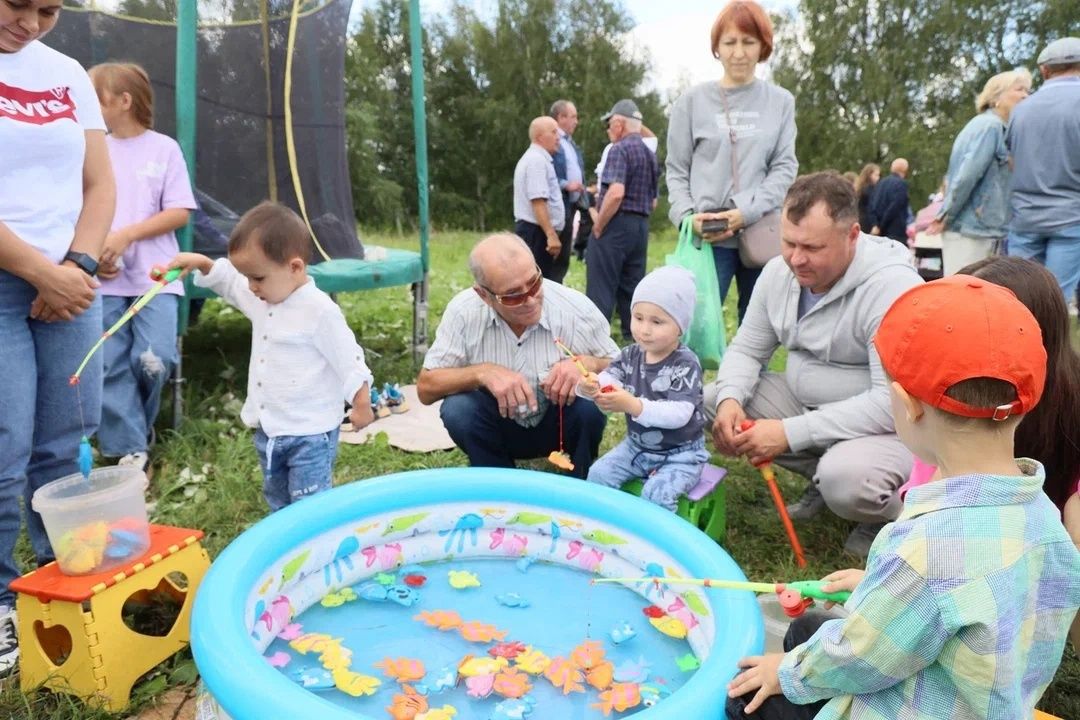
[666,0,798,323]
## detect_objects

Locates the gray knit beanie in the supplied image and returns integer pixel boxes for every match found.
[631,266,697,333]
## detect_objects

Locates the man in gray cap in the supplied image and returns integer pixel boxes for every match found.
[587,99,660,340]
[1006,37,1080,313]
[580,265,709,511]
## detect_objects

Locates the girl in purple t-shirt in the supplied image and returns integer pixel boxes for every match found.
[89,63,196,471]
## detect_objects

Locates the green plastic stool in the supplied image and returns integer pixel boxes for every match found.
[623,464,727,542]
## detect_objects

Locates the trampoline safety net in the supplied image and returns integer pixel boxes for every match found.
[46,0,362,262]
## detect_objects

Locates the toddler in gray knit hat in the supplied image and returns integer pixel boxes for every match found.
[578,265,709,511]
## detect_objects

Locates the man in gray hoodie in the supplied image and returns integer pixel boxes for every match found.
[706,172,922,557]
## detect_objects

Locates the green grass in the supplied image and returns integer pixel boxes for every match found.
[3,228,1076,718]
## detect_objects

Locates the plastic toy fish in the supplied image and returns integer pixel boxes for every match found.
[428,664,458,693]
[318,643,353,671]
[413,609,464,631]
[547,450,574,471]
[543,656,585,695]
[376,572,397,585]
[492,668,532,698]
[648,614,688,639]
[613,656,651,684]
[458,655,508,678]
[512,647,551,675]
[266,651,290,668]
[403,574,426,587]
[488,641,527,659]
[592,682,642,716]
[386,584,421,607]
[495,592,530,609]
[292,666,334,690]
[333,667,381,697]
[676,653,701,672]
[387,684,428,719]
[77,436,93,478]
[355,581,390,602]
[289,632,336,655]
[375,657,427,683]
[515,556,535,573]
[569,640,605,670]
[447,570,481,589]
[641,605,665,618]
[416,706,457,720]
[465,673,496,699]
[490,695,537,720]
[585,660,614,691]
[459,621,507,643]
[639,680,672,707]
[608,621,636,644]
[320,591,348,608]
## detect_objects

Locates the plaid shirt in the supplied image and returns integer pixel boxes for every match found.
[778,459,1080,719]
[599,133,658,216]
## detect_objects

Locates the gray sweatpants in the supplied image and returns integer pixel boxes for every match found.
[706,373,911,523]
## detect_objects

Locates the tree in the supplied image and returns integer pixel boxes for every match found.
[772,0,1079,204]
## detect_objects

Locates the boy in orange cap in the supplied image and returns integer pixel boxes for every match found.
[725,275,1080,720]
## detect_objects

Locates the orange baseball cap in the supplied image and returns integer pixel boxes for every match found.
[874,275,1046,420]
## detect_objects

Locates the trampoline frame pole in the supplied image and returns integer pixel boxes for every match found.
[408,0,431,365]
[173,0,197,428]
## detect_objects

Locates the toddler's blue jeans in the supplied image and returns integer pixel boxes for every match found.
[254,427,340,511]
[587,436,709,511]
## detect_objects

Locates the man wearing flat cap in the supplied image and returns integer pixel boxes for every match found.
[587,99,660,340]
[1006,37,1080,312]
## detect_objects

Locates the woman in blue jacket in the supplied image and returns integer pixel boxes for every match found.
[927,69,1031,274]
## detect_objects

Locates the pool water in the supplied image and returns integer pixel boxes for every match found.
[264,557,698,718]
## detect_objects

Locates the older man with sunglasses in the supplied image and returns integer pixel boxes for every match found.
[418,233,619,477]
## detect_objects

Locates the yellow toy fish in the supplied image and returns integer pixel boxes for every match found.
[457,654,508,677]
[513,646,552,675]
[320,591,347,608]
[332,667,381,697]
[289,632,336,654]
[447,570,481,589]
[416,706,457,720]
[648,615,688,639]
[318,643,353,671]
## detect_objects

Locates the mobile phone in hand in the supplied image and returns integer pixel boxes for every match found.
[701,218,729,235]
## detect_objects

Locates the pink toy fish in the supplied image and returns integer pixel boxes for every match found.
[266,651,290,668]
[592,682,642,716]
[666,597,700,630]
[465,673,496,698]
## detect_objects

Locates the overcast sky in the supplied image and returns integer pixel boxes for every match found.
[352,0,796,97]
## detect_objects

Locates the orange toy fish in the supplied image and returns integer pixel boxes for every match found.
[492,667,533,699]
[585,660,614,691]
[569,639,606,670]
[547,450,574,471]
[413,609,464,631]
[543,656,585,695]
[375,657,427,683]
[592,682,643,716]
[458,620,507,643]
[387,684,429,720]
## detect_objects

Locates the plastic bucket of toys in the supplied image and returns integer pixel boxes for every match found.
[32,466,151,575]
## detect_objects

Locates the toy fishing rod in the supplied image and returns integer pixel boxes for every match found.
[592,577,851,617]
[740,419,807,568]
[553,337,589,376]
[69,266,183,385]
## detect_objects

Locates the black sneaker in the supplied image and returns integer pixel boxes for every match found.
[0,605,18,678]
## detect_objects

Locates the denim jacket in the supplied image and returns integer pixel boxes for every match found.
[939,110,1010,238]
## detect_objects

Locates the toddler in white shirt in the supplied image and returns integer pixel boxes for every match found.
[170,201,375,510]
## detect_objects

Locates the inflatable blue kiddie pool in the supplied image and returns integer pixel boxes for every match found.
[192,468,763,719]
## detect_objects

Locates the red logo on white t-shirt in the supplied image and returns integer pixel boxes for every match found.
[0,82,77,125]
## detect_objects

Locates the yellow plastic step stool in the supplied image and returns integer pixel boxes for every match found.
[11,525,209,711]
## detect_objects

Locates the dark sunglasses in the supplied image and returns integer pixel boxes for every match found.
[481,267,543,307]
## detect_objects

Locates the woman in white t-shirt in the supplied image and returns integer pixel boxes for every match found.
[0,0,116,672]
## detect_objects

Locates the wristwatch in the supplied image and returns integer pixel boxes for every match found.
[63,251,99,277]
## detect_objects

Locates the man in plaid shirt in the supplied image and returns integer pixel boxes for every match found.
[726,276,1080,719]
[587,98,659,340]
